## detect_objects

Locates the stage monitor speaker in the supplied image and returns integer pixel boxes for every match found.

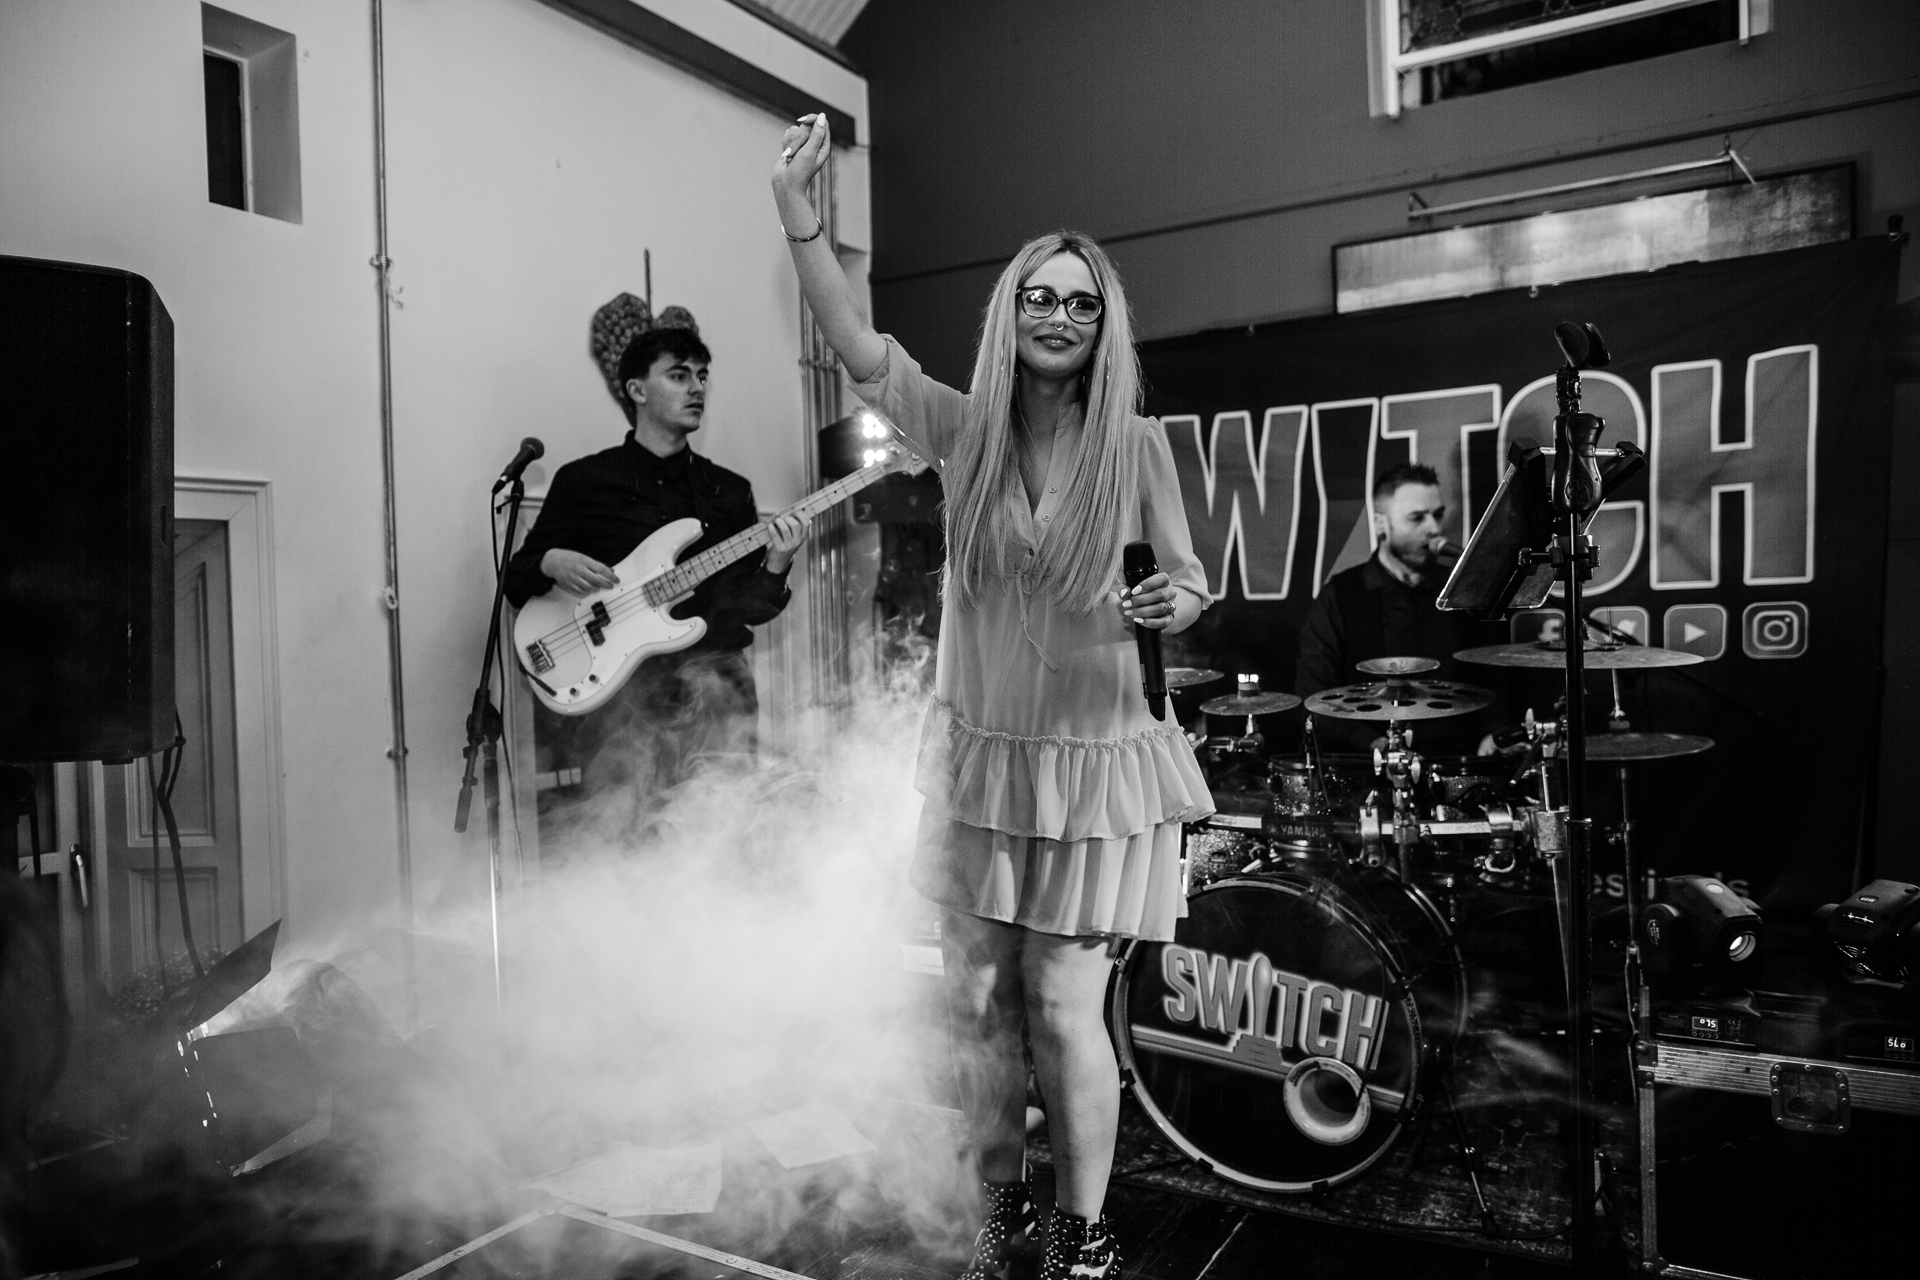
[0,255,175,762]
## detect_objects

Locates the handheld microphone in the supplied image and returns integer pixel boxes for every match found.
[1122,541,1167,721]
[493,437,545,493]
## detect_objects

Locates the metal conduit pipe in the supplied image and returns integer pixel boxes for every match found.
[368,0,416,975]
[800,151,851,718]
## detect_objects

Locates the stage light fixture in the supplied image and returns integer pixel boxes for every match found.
[1640,875,1762,993]
[1814,880,1920,986]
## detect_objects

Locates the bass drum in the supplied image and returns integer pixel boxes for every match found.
[1111,873,1465,1192]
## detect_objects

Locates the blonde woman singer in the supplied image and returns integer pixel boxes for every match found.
[774,114,1214,1280]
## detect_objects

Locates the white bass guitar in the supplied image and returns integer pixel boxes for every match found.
[513,435,927,715]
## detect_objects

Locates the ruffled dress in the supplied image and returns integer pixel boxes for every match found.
[854,338,1216,941]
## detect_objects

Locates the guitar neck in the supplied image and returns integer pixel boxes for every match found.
[640,461,894,605]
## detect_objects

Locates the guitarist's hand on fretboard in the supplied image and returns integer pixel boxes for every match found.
[763,511,810,574]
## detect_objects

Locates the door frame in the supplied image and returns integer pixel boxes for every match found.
[86,475,288,976]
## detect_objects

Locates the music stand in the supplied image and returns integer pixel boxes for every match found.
[1436,322,1643,1274]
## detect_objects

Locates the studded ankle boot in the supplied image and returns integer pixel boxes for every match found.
[1040,1208,1121,1280]
[958,1176,1038,1280]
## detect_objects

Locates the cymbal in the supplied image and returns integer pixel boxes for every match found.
[1305,678,1494,721]
[1584,732,1715,762]
[1454,642,1706,670]
[1167,666,1227,690]
[1356,656,1440,677]
[1200,691,1304,717]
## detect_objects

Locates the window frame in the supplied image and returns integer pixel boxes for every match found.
[1368,0,1771,118]
[202,48,252,211]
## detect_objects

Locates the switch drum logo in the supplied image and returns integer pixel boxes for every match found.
[1742,602,1808,659]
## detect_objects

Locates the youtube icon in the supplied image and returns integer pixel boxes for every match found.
[1662,604,1728,661]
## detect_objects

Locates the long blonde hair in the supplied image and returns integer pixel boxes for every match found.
[943,231,1144,614]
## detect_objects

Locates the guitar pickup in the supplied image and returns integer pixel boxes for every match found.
[585,601,611,646]
[524,640,555,675]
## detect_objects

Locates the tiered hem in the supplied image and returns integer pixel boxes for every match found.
[914,698,1213,843]
[910,813,1189,942]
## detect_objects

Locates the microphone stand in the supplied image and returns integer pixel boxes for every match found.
[455,474,527,1016]
[1543,356,1604,1274]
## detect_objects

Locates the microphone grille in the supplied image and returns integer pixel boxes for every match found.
[1123,540,1157,584]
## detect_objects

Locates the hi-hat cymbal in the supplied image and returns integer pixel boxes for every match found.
[1584,732,1715,762]
[1356,656,1440,676]
[1200,691,1303,717]
[1167,667,1227,690]
[1454,642,1705,670]
[1305,678,1494,721]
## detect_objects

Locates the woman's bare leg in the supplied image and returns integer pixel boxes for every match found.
[1022,931,1120,1219]
[940,909,1030,1183]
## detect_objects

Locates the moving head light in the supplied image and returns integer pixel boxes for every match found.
[1815,880,1920,986]
[1641,875,1762,994]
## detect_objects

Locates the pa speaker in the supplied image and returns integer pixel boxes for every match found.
[0,255,174,762]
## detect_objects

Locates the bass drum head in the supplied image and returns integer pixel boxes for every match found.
[1112,874,1462,1192]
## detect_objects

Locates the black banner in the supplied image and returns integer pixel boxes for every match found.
[1142,239,1901,907]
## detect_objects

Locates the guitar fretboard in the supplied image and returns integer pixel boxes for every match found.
[638,459,894,608]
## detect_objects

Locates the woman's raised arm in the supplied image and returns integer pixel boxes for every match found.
[772,114,888,383]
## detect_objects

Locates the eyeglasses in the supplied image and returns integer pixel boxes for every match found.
[1018,286,1104,325]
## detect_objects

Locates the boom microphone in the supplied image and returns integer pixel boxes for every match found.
[1122,541,1167,722]
[493,436,545,493]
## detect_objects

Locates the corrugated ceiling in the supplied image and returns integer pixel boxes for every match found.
[742,0,872,46]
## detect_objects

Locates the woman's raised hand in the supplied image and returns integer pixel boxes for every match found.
[772,113,830,213]
[770,110,887,381]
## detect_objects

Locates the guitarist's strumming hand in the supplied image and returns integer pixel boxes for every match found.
[541,548,620,596]
[764,511,809,575]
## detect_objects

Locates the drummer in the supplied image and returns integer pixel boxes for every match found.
[1295,463,1502,754]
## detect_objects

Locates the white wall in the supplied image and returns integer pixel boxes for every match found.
[0,0,868,964]
[1,0,399,951]
[381,0,861,914]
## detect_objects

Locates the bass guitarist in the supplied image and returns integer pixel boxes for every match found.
[505,304,809,821]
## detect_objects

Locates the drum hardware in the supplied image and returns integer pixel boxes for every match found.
[1303,672,1493,884]
[1299,717,1339,814]
[1419,807,1516,842]
[1354,656,1440,677]
[1198,691,1305,718]
[1436,322,1650,1269]
[1452,641,1704,670]
[1589,724,1714,1039]
[1357,795,1387,869]
[1582,732,1715,763]
[1302,677,1495,721]
[1111,872,1467,1193]
[1197,679,1302,779]
[1374,722,1424,882]
[1606,669,1629,732]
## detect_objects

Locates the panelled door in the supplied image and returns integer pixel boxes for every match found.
[100,519,244,983]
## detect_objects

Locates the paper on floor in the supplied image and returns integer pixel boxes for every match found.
[526,1141,723,1217]
[747,1102,878,1169]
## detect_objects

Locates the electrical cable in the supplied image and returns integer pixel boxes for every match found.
[146,713,204,983]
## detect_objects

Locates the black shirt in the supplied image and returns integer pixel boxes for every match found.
[1295,556,1497,753]
[504,434,791,653]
